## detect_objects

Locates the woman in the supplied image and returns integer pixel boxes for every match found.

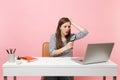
[44,17,88,80]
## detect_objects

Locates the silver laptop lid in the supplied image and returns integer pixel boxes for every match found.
[83,42,114,64]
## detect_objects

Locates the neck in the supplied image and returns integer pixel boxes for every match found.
[61,33,66,40]
[61,32,65,38]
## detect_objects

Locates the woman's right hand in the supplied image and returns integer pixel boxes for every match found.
[65,42,73,50]
[66,17,73,24]
[53,42,73,56]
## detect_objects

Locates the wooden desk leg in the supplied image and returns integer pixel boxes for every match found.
[113,76,116,80]
[103,76,106,80]
[14,76,16,80]
[4,76,7,80]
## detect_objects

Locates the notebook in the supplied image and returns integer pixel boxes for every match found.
[21,56,38,62]
[72,42,114,64]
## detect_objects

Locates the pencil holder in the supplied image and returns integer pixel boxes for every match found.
[8,54,15,63]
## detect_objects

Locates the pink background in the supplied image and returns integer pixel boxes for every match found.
[0,0,120,80]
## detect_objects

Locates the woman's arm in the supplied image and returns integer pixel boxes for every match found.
[49,34,73,56]
[53,42,73,56]
[68,18,89,41]
[72,22,85,31]
[68,18,86,31]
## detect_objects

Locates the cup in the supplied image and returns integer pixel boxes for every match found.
[8,54,15,63]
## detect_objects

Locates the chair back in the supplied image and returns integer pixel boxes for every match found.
[42,42,50,57]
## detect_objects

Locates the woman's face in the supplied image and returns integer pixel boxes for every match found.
[60,22,71,36]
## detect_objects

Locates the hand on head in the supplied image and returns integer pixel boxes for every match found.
[65,17,73,25]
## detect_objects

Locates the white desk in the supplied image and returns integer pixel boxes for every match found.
[3,57,118,80]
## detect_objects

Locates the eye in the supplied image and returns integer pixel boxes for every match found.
[64,26,67,28]
[68,26,71,28]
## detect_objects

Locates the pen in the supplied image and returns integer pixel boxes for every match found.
[10,48,12,54]
[6,49,9,54]
[13,48,16,54]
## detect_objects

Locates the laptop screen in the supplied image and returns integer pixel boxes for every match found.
[83,42,114,64]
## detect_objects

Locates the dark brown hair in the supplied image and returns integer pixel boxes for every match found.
[56,17,71,49]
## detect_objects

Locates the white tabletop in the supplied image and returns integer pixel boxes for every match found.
[3,57,117,67]
[3,57,118,76]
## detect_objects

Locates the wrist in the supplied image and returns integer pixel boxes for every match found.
[63,46,67,51]
[72,22,77,26]
[54,46,67,56]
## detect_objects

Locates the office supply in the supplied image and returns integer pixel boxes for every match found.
[6,48,16,54]
[21,56,37,62]
[16,56,21,65]
[73,42,114,64]
[13,48,16,54]
[10,48,12,54]
[6,48,16,63]
[6,49,9,54]
[2,57,118,80]
[8,54,15,63]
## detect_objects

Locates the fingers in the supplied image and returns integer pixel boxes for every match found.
[68,17,72,21]
[66,17,73,25]
[67,42,73,49]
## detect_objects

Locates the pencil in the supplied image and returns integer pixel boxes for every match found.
[13,48,16,54]
[6,49,9,54]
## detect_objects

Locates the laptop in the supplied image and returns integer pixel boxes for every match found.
[72,42,114,64]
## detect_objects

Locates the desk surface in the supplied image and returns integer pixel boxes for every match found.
[3,57,118,76]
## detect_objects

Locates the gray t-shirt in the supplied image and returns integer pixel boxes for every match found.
[49,29,89,57]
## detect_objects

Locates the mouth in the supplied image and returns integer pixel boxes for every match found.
[65,31,69,34]
[65,31,69,35]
